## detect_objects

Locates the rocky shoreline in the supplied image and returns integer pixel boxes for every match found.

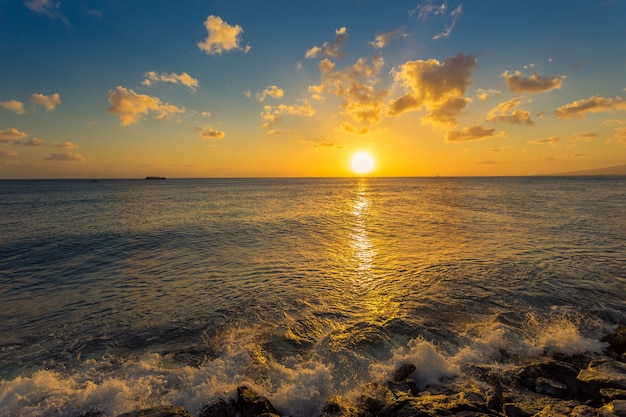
[85,325,626,417]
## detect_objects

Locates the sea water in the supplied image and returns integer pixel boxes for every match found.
[0,177,625,416]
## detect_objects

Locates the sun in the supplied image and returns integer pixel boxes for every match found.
[350,151,375,175]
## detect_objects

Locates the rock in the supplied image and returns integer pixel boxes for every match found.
[570,404,615,416]
[603,325,626,361]
[236,386,280,417]
[198,398,236,417]
[600,388,626,401]
[578,360,626,392]
[602,400,626,417]
[535,377,569,398]
[320,395,358,417]
[393,363,416,382]
[115,405,192,417]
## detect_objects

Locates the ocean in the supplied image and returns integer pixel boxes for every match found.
[0,177,625,416]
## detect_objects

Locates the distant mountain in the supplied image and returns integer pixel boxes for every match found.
[549,164,626,176]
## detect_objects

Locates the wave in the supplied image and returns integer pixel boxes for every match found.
[0,310,614,417]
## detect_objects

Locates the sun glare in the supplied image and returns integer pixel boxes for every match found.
[350,151,375,175]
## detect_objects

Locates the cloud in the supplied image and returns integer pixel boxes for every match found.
[388,53,476,127]
[502,71,565,93]
[198,15,248,55]
[261,101,315,128]
[0,150,19,157]
[43,152,86,161]
[142,71,199,92]
[432,4,462,40]
[30,93,61,111]
[608,125,626,146]
[410,1,448,19]
[486,97,534,126]
[256,85,284,102]
[0,100,26,114]
[475,88,501,101]
[306,27,347,59]
[529,136,562,146]
[198,127,225,139]
[312,142,343,149]
[370,28,407,49]
[309,55,388,131]
[24,0,68,23]
[20,138,45,146]
[0,128,28,143]
[52,141,79,149]
[445,125,499,142]
[107,86,185,126]
[554,95,626,119]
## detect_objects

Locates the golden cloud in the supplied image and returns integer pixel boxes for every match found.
[475,88,501,101]
[502,71,565,93]
[142,71,199,92]
[445,125,499,143]
[20,138,46,147]
[370,28,406,49]
[107,86,185,126]
[198,127,225,139]
[198,15,248,55]
[388,54,476,127]
[52,141,80,149]
[0,128,28,143]
[306,27,347,59]
[486,97,534,126]
[0,99,25,114]
[30,93,61,111]
[309,55,388,131]
[256,85,285,102]
[554,95,626,119]
[261,101,315,128]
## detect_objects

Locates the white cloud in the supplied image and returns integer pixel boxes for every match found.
[107,86,185,126]
[0,100,26,114]
[142,71,199,92]
[52,141,79,149]
[20,138,46,146]
[30,93,61,111]
[433,4,462,40]
[306,27,347,59]
[0,128,28,143]
[198,15,248,55]
[475,88,501,101]
[24,0,67,23]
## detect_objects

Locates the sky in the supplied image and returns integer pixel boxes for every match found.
[1,0,625,178]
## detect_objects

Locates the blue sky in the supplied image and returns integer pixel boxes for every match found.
[1,0,625,178]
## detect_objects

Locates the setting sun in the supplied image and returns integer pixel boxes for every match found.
[350,151,375,175]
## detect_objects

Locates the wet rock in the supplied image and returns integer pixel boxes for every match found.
[604,399,626,416]
[116,405,192,417]
[535,376,569,398]
[570,404,616,416]
[603,325,626,361]
[393,363,416,382]
[198,398,236,417]
[358,383,396,415]
[578,360,626,395]
[600,388,626,402]
[236,386,280,417]
[320,395,358,417]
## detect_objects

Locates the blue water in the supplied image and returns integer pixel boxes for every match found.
[0,177,625,416]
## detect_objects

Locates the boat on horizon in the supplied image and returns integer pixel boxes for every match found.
[145,176,166,180]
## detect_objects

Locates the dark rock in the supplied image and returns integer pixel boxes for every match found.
[502,403,533,417]
[320,395,358,417]
[603,325,626,361]
[115,405,192,417]
[600,388,626,401]
[358,383,395,416]
[605,400,626,416]
[393,363,416,382]
[535,376,569,398]
[517,359,582,400]
[198,398,236,417]
[236,386,280,417]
